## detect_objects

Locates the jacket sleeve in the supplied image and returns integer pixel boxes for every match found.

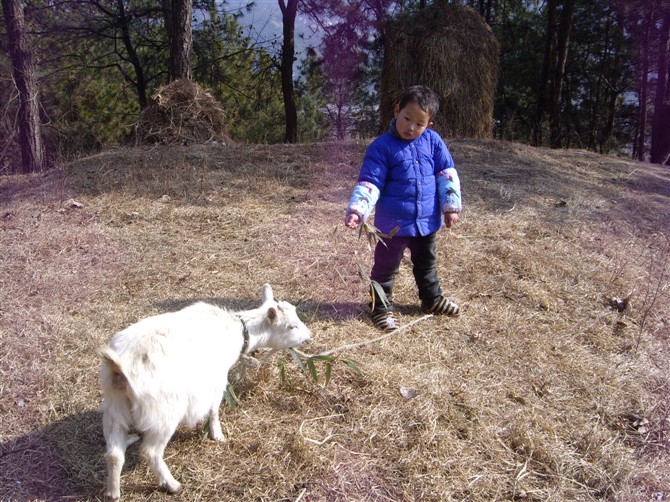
[346,181,380,221]
[437,168,462,213]
[345,139,386,220]
[433,135,462,213]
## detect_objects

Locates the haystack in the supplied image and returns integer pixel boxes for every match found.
[380,2,499,139]
[134,79,232,145]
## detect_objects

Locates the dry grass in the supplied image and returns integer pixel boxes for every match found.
[381,4,499,139]
[134,79,232,146]
[1,140,669,501]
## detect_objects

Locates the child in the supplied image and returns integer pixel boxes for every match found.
[344,85,462,332]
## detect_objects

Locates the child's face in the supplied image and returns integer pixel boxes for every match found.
[393,102,433,140]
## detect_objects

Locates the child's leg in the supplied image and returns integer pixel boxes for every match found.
[407,233,442,308]
[408,233,460,316]
[370,235,408,311]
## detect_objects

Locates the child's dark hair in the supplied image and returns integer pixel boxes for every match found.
[398,85,440,117]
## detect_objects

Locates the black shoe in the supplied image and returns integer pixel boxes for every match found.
[370,310,399,332]
[422,296,460,317]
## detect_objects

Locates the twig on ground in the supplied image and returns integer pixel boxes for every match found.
[294,313,435,358]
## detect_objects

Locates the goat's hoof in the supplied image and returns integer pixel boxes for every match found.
[160,480,182,494]
[104,491,120,501]
[210,431,225,442]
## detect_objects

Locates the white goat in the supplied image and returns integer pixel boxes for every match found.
[99,284,311,500]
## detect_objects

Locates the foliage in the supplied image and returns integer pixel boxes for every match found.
[1,0,667,161]
[561,0,637,152]
[278,349,361,388]
[192,2,290,142]
[23,0,167,156]
[43,71,139,156]
[300,0,398,139]
[460,0,665,156]
[295,48,330,141]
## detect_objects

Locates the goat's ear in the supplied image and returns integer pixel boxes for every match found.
[267,306,278,323]
[262,283,274,303]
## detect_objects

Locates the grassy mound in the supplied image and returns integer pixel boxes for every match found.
[1,141,668,500]
[134,79,232,145]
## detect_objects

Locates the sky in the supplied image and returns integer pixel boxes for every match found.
[222,1,321,58]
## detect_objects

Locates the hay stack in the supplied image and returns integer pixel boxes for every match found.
[380,2,499,139]
[134,79,232,145]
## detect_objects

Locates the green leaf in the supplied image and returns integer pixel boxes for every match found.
[359,222,398,250]
[325,362,332,387]
[278,358,287,384]
[306,358,318,383]
[355,259,369,281]
[342,359,362,375]
[310,355,334,362]
[224,384,240,408]
[288,348,306,371]
[370,280,390,309]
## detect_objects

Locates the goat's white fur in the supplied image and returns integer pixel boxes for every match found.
[99,284,311,500]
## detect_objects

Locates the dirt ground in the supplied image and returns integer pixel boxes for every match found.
[1,140,669,501]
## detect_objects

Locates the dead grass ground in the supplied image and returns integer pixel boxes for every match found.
[1,140,669,501]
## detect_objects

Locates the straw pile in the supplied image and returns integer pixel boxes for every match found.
[381,2,499,138]
[134,79,232,145]
[1,141,669,500]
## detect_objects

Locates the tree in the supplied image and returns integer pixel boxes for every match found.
[2,0,45,173]
[533,0,577,148]
[610,0,670,163]
[561,0,635,152]
[116,0,151,107]
[192,1,287,142]
[278,0,298,143]
[650,5,670,164]
[41,1,166,110]
[295,48,330,141]
[301,0,397,137]
[164,0,193,81]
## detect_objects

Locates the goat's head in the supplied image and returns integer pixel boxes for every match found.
[260,283,311,349]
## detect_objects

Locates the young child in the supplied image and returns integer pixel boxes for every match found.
[344,85,462,332]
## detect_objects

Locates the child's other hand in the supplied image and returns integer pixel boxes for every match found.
[345,213,361,229]
[443,212,459,229]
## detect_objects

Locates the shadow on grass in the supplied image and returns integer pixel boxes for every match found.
[0,409,224,501]
[155,296,366,324]
[0,410,118,501]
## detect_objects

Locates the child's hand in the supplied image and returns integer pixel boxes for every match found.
[443,212,459,229]
[345,213,361,229]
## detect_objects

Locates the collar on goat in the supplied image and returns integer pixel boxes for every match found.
[237,316,250,355]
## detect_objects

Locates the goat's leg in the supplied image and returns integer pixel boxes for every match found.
[141,429,182,494]
[102,411,129,500]
[207,389,226,441]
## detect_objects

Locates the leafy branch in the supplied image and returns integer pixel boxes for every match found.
[283,313,435,387]
[358,220,398,250]
[277,349,361,388]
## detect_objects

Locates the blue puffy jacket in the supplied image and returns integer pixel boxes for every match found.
[346,127,461,237]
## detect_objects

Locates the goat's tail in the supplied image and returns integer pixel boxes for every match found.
[99,346,130,392]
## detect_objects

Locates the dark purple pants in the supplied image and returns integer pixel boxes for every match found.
[370,232,442,312]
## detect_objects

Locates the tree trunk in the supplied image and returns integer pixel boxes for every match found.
[117,0,148,108]
[634,5,653,161]
[1,0,44,173]
[548,0,576,148]
[650,8,670,164]
[167,0,193,81]
[533,0,557,146]
[279,0,298,143]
